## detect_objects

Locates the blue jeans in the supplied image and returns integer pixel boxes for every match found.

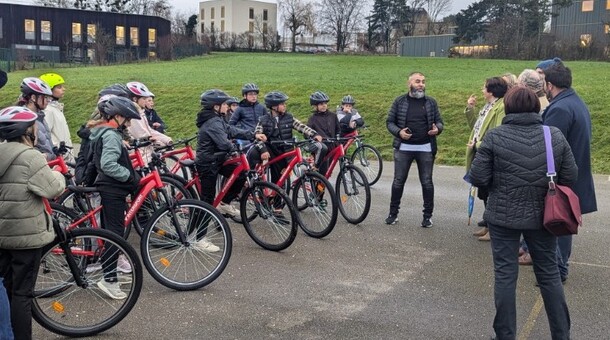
[489,224,570,340]
[556,235,572,280]
[0,277,13,340]
[389,150,434,218]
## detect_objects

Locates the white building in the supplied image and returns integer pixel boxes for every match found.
[199,0,277,37]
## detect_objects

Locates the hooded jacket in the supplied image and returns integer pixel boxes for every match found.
[0,142,65,249]
[195,108,254,166]
[43,100,74,162]
[90,125,139,194]
[229,100,267,132]
[336,107,364,136]
[35,111,57,161]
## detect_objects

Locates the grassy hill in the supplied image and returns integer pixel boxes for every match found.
[1,52,608,173]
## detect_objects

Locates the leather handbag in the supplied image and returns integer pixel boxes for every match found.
[542,126,582,236]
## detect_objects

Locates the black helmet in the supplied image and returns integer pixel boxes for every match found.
[341,95,355,105]
[241,83,259,95]
[20,77,53,97]
[310,91,330,105]
[0,106,38,141]
[99,84,131,98]
[264,91,289,108]
[99,96,141,120]
[224,97,239,106]
[201,89,231,109]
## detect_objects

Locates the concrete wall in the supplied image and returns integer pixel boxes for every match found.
[199,0,277,35]
[399,35,455,57]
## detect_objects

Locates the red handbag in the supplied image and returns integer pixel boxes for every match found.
[542,126,582,236]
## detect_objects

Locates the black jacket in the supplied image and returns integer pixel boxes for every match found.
[229,100,267,132]
[469,112,578,230]
[145,108,166,133]
[307,110,339,139]
[386,94,444,155]
[195,109,253,166]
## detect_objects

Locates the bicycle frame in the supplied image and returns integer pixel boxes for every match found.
[160,145,195,174]
[321,135,356,179]
[256,145,304,189]
[212,153,250,208]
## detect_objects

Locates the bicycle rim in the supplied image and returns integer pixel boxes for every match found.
[336,165,371,224]
[351,145,383,186]
[292,172,338,238]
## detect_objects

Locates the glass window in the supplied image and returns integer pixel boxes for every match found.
[148,28,156,46]
[263,9,268,21]
[40,21,51,41]
[72,22,82,42]
[607,0,610,9]
[0,18,3,39]
[221,6,225,18]
[249,21,254,33]
[249,8,254,19]
[263,22,268,34]
[580,34,592,47]
[25,19,35,40]
[130,27,139,46]
[221,20,225,32]
[87,24,96,43]
[87,49,95,62]
[201,9,205,19]
[605,24,610,34]
[582,0,594,12]
[211,22,215,31]
[211,7,215,19]
[116,26,125,45]
[201,23,205,32]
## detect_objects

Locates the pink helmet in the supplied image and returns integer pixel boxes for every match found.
[126,81,154,98]
[0,106,38,140]
[20,77,53,97]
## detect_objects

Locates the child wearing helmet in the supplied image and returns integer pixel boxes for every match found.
[143,97,166,133]
[228,83,267,142]
[223,97,239,123]
[0,106,65,340]
[17,77,56,161]
[336,95,364,136]
[196,89,254,225]
[306,91,339,174]
[87,96,142,300]
[39,72,74,163]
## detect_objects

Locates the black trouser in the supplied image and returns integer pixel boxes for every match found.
[198,163,245,206]
[249,146,289,185]
[0,247,43,340]
[100,190,128,282]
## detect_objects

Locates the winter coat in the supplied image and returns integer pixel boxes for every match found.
[469,112,578,230]
[43,100,74,163]
[307,110,340,138]
[35,111,56,160]
[229,100,267,133]
[255,112,317,154]
[464,98,505,172]
[542,88,597,214]
[128,107,172,163]
[0,142,65,249]
[195,109,254,166]
[386,94,444,155]
[145,108,166,133]
[337,108,364,136]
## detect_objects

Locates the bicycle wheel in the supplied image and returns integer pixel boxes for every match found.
[50,202,79,230]
[140,199,232,291]
[161,173,199,200]
[32,228,143,337]
[350,144,383,186]
[162,154,190,180]
[56,190,96,218]
[291,171,338,238]
[241,181,297,251]
[335,164,371,224]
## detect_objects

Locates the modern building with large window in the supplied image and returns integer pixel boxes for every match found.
[198,0,277,36]
[550,0,610,48]
[0,3,170,63]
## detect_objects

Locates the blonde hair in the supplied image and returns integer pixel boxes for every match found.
[501,73,518,88]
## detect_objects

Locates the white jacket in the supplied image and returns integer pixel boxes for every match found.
[128,108,172,163]
[44,100,74,162]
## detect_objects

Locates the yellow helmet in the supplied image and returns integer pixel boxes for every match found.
[39,73,65,89]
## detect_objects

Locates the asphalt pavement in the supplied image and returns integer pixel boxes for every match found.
[34,163,610,339]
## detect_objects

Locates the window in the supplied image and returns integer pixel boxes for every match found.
[87,49,95,62]
[211,22,215,31]
[201,9,205,19]
[263,9,268,21]
[72,23,82,42]
[211,7,215,19]
[249,21,254,33]
[249,8,254,19]
[116,26,125,45]
[263,22,268,34]
[87,24,96,43]
[25,19,35,40]
[0,18,3,39]
[221,6,225,18]
[581,0,594,12]
[580,34,592,47]
[607,0,610,9]
[201,23,205,32]
[130,27,139,46]
[148,28,156,46]
[221,20,225,32]
[605,24,610,34]
[40,20,51,41]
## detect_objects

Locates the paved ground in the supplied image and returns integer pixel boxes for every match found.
[34,163,610,339]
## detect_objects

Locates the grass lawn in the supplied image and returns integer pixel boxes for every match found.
[1,52,608,173]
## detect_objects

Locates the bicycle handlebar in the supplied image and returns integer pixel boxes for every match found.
[52,141,73,156]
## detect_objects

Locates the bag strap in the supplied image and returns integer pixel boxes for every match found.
[542,125,556,185]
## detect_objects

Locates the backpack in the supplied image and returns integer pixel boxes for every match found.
[74,126,110,186]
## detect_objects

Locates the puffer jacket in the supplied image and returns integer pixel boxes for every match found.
[229,100,267,132]
[0,142,65,249]
[35,111,57,160]
[195,108,254,166]
[469,112,578,230]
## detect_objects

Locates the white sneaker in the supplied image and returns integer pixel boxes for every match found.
[195,237,220,252]
[86,262,102,273]
[218,202,240,217]
[117,274,133,285]
[97,280,127,300]
[117,254,132,274]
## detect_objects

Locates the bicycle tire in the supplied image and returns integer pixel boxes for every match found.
[49,202,79,230]
[133,176,191,235]
[291,171,338,238]
[241,181,297,251]
[160,173,199,200]
[32,228,143,337]
[162,154,190,180]
[56,190,90,217]
[336,164,371,224]
[140,199,232,291]
[350,144,383,186]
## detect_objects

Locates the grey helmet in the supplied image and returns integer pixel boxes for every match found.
[241,83,259,95]
[309,91,330,105]
[201,89,231,109]
[99,96,141,120]
[341,95,355,105]
[264,91,289,108]
[99,84,131,98]
[224,97,239,106]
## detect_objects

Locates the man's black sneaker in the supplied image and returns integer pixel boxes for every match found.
[385,214,398,225]
[421,217,433,228]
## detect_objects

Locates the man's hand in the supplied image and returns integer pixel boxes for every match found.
[313,135,323,142]
[399,128,412,140]
[428,123,439,136]
[255,133,267,142]
[152,122,161,128]
[467,94,476,108]
[261,151,270,160]
[349,121,357,129]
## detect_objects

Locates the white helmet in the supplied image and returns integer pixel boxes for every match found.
[126,81,155,98]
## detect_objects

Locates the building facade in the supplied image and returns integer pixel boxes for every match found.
[0,3,170,64]
[199,0,277,37]
[550,0,610,47]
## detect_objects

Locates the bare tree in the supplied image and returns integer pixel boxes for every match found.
[90,27,114,65]
[279,0,315,52]
[423,0,451,34]
[128,0,171,18]
[318,0,366,52]
[36,0,70,7]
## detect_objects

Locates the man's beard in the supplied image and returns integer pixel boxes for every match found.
[546,91,554,101]
[410,87,425,99]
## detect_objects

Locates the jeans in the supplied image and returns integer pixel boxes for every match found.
[488,224,570,340]
[0,277,13,340]
[100,191,128,283]
[556,235,572,280]
[0,248,43,340]
[389,149,435,218]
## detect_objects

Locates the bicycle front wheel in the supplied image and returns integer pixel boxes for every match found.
[350,144,383,186]
[336,164,371,224]
[33,228,143,337]
[241,181,297,251]
[292,171,338,238]
[140,199,232,291]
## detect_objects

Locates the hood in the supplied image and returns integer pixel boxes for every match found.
[0,142,32,177]
[89,125,116,143]
[77,124,91,139]
[196,109,218,128]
